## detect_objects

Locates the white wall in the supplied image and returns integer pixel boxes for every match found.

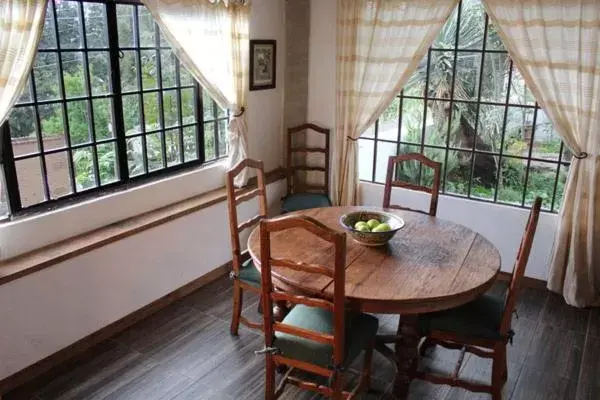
[0,0,286,261]
[0,0,286,381]
[0,180,286,381]
[306,0,557,281]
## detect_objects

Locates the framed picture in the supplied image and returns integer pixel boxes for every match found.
[250,39,276,91]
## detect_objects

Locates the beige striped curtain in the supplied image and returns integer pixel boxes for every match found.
[334,0,458,206]
[0,0,47,129]
[143,0,250,186]
[484,0,600,307]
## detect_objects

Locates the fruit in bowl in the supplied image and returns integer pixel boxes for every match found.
[340,210,405,246]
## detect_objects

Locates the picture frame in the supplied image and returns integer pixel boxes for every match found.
[249,39,276,91]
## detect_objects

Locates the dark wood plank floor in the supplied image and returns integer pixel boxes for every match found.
[6,278,598,400]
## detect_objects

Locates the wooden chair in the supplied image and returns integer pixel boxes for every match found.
[414,197,542,400]
[383,153,442,216]
[258,215,378,399]
[283,123,332,213]
[226,158,268,335]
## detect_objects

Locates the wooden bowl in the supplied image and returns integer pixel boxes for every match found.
[339,210,405,246]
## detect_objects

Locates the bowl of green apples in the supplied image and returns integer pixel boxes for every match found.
[339,210,405,246]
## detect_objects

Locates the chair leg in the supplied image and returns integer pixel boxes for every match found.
[331,369,344,400]
[230,282,243,336]
[360,345,374,392]
[265,355,276,400]
[491,345,506,400]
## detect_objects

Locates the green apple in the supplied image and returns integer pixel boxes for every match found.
[354,221,369,230]
[355,224,371,232]
[366,219,380,229]
[372,223,391,232]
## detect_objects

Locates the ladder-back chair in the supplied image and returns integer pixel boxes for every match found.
[283,123,332,212]
[226,158,268,335]
[383,153,442,216]
[415,197,542,400]
[258,215,378,399]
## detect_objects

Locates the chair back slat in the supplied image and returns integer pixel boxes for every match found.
[260,214,346,372]
[271,258,335,277]
[227,158,268,274]
[499,197,542,335]
[383,153,442,216]
[287,123,330,197]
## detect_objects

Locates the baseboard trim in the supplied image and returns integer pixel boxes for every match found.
[496,271,548,290]
[0,263,230,395]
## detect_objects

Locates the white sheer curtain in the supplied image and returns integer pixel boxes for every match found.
[143,0,250,186]
[334,0,457,206]
[484,0,600,307]
[0,0,47,129]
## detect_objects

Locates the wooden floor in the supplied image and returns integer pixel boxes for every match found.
[6,277,599,400]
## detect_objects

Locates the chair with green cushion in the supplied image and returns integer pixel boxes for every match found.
[415,197,542,400]
[258,214,378,399]
[282,123,332,213]
[226,158,268,335]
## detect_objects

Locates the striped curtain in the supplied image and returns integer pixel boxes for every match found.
[0,0,47,129]
[334,0,458,206]
[484,0,600,307]
[143,0,250,186]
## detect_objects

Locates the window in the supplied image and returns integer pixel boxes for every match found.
[2,0,228,214]
[359,0,570,212]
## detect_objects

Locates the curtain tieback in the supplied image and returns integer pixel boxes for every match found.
[573,152,589,160]
[233,107,245,118]
[346,136,358,142]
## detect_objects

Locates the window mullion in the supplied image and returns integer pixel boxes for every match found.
[195,84,205,163]
[106,2,130,182]
[0,123,22,214]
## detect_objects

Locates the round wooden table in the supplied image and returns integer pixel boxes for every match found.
[247,206,501,399]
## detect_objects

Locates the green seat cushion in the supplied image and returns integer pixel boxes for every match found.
[418,292,506,340]
[238,258,261,287]
[274,305,379,368]
[282,193,331,213]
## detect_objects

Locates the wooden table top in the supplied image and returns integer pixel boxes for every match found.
[247,206,501,314]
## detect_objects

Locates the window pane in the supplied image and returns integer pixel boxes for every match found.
[378,98,399,141]
[40,103,66,151]
[165,129,181,166]
[16,157,46,206]
[498,157,525,206]
[180,63,193,85]
[454,52,481,100]
[532,110,561,161]
[89,51,111,96]
[400,99,424,143]
[509,65,535,105]
[374,141,396,184]
[503,107,533,156]
[62,52,86,98]
[183,126,198,162]
[73,146,97,191]
[525,162,558,210]
[67,100,92,145]
[98,142,118,184]
[45,151,73,199]
[40,2,57,49]
[143,92,159,131]
[553,164,569,212]
[358,139,374,181]
[138,7,156,47]
[120,51,139,92]
[123,94,142,134]
[141,50,158,90]
[481,52,509,103]
[428,50,454,99]
[117,5,135,48]
[425,100,449,146]
[458,0,486,50]
[218,119,227,156]
[204,122,215,160]
[127,136,145,176]
[146,132,164,171]
[33,52,61,101]
[163,90,179,128]
[446,151,472,196]
[9,106,37,146]
[161,50,177,88]
[93,98,114,140]
[181,88,195,123]
[84,2,108,48]
[477,104,504,152]
[56,1,83,49]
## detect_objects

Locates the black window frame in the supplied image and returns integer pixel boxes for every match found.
[1,0,229,216]
[359,0,570,213]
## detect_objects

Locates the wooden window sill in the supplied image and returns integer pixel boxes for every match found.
[0,168,286,287]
